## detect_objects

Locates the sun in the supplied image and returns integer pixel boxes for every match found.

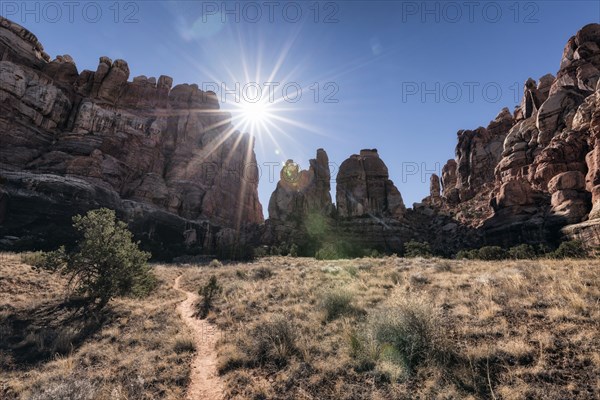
[233,99,279,135]
[241,101,270,124]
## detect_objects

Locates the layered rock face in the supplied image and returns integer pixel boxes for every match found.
[0,17,262,257]
[453,108,514,202]
[336,149,405,218]
[433,23,600,247]
[332,149,408,251]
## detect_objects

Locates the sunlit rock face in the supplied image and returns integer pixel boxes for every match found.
[0,16,262,257]
[431,23,600,248]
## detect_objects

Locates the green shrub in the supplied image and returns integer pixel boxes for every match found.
[198,275,222,319]
[314,240,368,260]
[551,240,587,259]
[252,246,268,258]
[269,246,283,256]
[315,242,343,260]
[369,249,381,258]
[476,246,507,260]
[320,289,355,321]
[455,249,478,260]
[508,244,537,259]
[36,208,154,309]
[537,243,553,256]
[289,243,299,257]
[403,240,432,258]
[209,259,223,268]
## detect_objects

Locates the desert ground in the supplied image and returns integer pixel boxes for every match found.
[1,253,599,400]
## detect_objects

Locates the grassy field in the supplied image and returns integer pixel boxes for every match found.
[1,253,599,399]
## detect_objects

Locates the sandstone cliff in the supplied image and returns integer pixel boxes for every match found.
[265,147,479,256]
[3,16,600,258]
[0,16,262,258]
[434,23,600,248]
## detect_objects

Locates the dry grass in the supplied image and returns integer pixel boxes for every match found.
[1,253,599,399]
[0,253,193,400]
[180,256,600,400]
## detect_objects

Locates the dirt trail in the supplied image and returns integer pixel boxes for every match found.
[174,275,224,400]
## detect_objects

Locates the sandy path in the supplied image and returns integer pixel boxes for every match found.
[174,275,224,400]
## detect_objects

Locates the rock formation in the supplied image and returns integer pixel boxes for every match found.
[268,149,332,221]
[433,23,600,248]
[264,149,334,249]
[265,148,479,256]
[0,16,262,258]
[336,149,405,218]
[4,15,600,257]
[453,108,514,202]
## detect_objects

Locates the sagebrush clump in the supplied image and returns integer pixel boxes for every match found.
[370,296,450,374]
[240,315,299,368]
[320,289,355,321]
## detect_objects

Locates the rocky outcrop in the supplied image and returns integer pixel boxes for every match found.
[520,75,554,119]
[450,108,515,202]
[433,23,600,248]
[429,174,442,206]
[0,16,262,258]
[268,149,332,221]
[0,17,49,68]
[264,150,334,248]
[398,24,600,248]
[551,24,600,94]
[441,159,460,204]
[263,147,481,256]
[336,149,405,218]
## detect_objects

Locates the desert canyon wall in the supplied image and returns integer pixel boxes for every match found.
[2,17,600,258]
[0,16,262,258]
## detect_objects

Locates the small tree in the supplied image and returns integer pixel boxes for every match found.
[198,275,222,319]
[289,243,299,257]
[39,208,154,308]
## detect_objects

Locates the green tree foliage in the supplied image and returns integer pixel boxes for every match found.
[403,241,432,258]
[551,240,587,259]
[37,208,154,308]
[508,244,537,259]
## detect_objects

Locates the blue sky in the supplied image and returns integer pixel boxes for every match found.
[4,1,599,216]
